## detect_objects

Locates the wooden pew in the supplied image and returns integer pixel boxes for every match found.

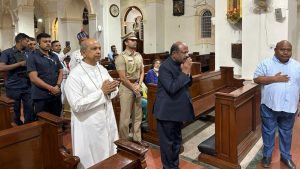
[0,112,79,169]
[0,111,149,169]
[189,53,215,72]
[0,96,14,130]
[143,67,244,144]
[191,62,201,75]
[89,139,148,169]
[198,83,261,169]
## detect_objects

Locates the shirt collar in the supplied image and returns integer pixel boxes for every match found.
[169,55,181,65]
[36,49,55,58]
[273,55,291,65]
[124,49,136,56]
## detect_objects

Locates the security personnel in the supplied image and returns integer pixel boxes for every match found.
[115,32,144,142]
[0,33,34,125]
[27,33,63,118]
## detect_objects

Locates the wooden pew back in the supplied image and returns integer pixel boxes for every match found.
[198,83,261,168]
[0,112,79,169]
[0,96,14,130]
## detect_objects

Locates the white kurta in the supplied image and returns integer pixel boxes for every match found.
[69,49,83,70]
[64,61,119,169]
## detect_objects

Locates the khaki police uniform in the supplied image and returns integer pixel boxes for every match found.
[115,33,144,141]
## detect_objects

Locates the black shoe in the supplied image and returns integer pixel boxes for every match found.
[261,157,272,168]
[280,158,296,169]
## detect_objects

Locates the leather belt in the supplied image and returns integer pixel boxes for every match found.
[128,79,138,83]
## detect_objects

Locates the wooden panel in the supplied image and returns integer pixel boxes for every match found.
[0,122,43,169]
[232,43,242,59]
[0,96,14,130]
[199,83,261,169]
[236,98,253,144]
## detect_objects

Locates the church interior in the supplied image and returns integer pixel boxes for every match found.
[0,0,300,168]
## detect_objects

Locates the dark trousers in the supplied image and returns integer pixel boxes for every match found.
[157,119,183,169]
[6,88,34,125]
[33,96,62,119]
[261,104,296,160]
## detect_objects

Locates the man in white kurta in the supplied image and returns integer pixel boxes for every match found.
[64,39,119,169]
[69,31,89,70]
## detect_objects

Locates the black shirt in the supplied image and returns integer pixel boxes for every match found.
[27,50,63,99]
[0,46,30,89]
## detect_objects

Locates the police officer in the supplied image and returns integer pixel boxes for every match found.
[27,33,63,118]
[115,32,144,142]
[0,33,34,125]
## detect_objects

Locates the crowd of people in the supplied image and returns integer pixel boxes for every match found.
[0,31,298,169]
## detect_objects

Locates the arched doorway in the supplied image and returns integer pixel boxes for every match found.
[123,6,144,53]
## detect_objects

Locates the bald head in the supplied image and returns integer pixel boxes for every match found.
[274,40,292,63]
[170,41,189,63]
[80,38,101,65]
[275,40,292,49]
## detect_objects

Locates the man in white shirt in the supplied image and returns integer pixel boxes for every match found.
[64,38,119,169]
[51,40,71,105]
[69,31,89,70]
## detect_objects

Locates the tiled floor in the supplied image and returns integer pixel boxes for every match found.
[63,116,300,169]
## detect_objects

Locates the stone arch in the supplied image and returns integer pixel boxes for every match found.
[63,0,94,18]
[123,6,144,38]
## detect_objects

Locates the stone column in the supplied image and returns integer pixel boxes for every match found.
[16,5,35,37]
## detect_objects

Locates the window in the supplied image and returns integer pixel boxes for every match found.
[195,5,215,44]
[201,10,212,38]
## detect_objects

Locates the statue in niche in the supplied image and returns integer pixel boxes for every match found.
[133,16,142,39]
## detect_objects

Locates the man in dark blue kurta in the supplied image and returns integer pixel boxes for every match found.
[154,41,195,169]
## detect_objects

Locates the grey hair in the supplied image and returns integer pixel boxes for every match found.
[80,42,89,53]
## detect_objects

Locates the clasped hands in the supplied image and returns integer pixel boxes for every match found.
[49,85,61,96]
[181,57,192,75]
[101,80,120,95]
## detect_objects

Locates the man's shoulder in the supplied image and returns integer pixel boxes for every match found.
[68,66,82,78]
[1,47,14,55]
[115,53,125,62]
[119,51,127,56]
[70,50,80,56]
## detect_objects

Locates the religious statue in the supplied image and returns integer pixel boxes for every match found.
[132,16,142,39]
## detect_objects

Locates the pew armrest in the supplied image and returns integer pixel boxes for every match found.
[0,95,15,105]
[115,139,148,156]
[59,148,80,169]
[37,112,64,127]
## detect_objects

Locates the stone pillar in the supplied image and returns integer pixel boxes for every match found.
[16,5,35,37]
[144,0,164,53]
[59,18,82,53]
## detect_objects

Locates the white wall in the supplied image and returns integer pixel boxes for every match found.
[215,0,241,74]
[16,5,35,37]
[103,0,122,58]
[242,0,297,79]
[164,0,215,54]
[144,1,165,53]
